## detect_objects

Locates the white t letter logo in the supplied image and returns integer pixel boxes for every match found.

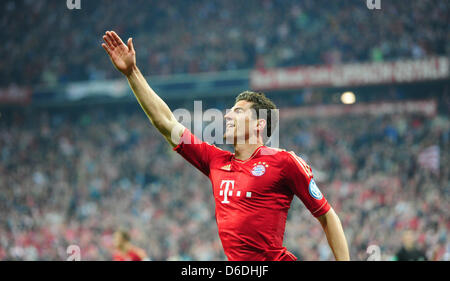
[220,180,235,204]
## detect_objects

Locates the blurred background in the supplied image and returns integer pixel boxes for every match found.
[0,0,448,260]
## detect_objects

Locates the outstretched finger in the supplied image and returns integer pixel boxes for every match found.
[102,43,112,57]
[111,31,124,47]
[106,31,119,47]
[103,34,115,49]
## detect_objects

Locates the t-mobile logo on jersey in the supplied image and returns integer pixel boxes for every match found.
[219,180,251,204]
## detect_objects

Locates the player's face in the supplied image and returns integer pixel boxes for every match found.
[224,100,260,144]
[113,232,124,248]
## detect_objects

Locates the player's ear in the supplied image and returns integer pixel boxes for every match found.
[257,119,266,132]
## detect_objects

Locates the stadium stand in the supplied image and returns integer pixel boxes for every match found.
[0,92,448,260]
[0,0,448,86]
[0,0,448,261]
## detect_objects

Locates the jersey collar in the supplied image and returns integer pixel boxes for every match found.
[231,145,264,163]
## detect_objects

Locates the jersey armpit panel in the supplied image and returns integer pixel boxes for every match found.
[283,151,331,217]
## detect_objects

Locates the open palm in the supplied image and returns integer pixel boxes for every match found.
[102,31,136,76]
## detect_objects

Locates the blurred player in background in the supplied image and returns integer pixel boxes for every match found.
[394,230,427,261]
[101,31,349,261]
[112,229,148,261]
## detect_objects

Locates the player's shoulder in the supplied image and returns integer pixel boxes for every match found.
[282,150,314,177]
[262,147,309,165]
[260,146,297,160]
[206,142,233,156]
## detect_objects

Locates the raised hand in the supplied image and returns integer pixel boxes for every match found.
[102,31,136,76]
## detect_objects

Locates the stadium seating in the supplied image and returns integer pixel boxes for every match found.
[0,0,448,87]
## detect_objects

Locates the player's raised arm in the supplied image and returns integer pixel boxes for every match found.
[101,31,184,147]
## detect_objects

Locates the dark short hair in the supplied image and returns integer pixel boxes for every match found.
[235,91,278,138]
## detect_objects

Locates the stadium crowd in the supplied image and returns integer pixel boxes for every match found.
[1,0,448,87]
[0,0,449,262]
[0,98,448,260]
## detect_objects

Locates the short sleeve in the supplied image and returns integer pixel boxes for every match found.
[284,152,331,217]
[173,128,220,177]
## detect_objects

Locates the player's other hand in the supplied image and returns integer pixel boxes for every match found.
[102,31,136,76]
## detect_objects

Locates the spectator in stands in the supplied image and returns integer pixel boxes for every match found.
[395,230,427,261]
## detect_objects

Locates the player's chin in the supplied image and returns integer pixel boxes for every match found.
[223,130,236,144]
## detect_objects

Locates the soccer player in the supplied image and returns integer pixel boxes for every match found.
[102,31,350,261]
[112,229,148,261]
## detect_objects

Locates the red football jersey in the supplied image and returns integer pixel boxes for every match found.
[173,129,331,261]
[113,249,143,261]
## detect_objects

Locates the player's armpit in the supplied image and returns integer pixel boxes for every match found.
[173,128,231,177]
[162,121,185,148]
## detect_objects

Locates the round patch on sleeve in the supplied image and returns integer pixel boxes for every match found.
[308,179,323,200]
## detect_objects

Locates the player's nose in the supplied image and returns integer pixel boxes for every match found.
[224,109,234,121]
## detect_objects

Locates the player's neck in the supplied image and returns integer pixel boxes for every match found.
[233,142,264,161]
